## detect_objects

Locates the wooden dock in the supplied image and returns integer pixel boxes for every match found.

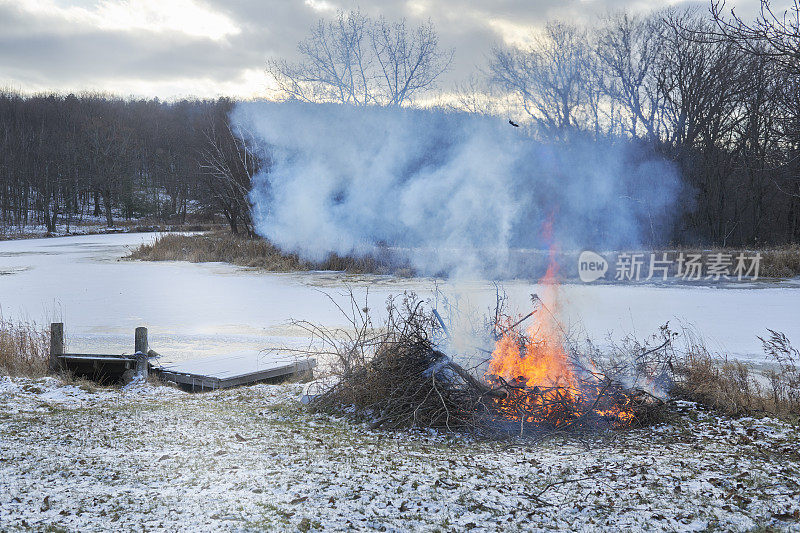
[158,351,315,391]
[50,323,315,389]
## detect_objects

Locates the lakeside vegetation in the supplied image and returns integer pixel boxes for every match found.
[127,232,412,276]
[0,317,48,377]
[128,231,800,279]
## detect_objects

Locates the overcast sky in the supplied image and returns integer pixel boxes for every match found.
[0,0,774,100]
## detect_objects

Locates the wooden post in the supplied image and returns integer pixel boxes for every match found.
[134,327,148,354]
[134,327,148,378]
[49,323,64,372]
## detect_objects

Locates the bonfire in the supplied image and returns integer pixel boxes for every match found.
[480,243,646,432]
[304,241,668,437]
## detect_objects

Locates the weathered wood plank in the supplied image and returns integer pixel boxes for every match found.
[135,327,148,354]
[159,351,316,391]
[61,352,134,358]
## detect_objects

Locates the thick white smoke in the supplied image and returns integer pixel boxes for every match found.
[233,102,683,279]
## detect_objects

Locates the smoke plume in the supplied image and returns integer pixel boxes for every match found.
[233,102,683,279]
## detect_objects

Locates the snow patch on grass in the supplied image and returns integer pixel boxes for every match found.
[0,377,798,531]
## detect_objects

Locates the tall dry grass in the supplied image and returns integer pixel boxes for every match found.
[128,232,413,275]
[670,329,800,419]
[759,245,800,278]
[130,232,800,280]
[0,317,49,377]
[129,232,306,270]
[661,245,800,279]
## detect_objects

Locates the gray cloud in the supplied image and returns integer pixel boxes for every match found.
[0,0,780,98]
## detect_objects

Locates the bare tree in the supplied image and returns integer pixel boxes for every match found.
[596,13,666,139]
[710,0,799,75]
[656,10,746,149]
[199,99,260,236]
[450,74,507,116]
[709,0,800,201]
[489,22,594,132]
[267,10,451,106]
[370,17,453,106]
[0,92,251,233]
[268,10,373,105]
[84,99,134,228]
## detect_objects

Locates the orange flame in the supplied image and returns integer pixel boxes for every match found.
[486,219,573,390]
[483,217,639,429]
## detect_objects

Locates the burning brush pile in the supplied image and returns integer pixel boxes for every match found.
[302,284,671,438]
[481,299,664,432]
[302,250,671,437]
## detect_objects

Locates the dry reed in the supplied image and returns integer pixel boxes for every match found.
[0,317,49,377]
[670,329,800,419]
[128,232,411,275]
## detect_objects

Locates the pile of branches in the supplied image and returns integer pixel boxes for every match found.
[299,291,668,437]
[302,292,501,432]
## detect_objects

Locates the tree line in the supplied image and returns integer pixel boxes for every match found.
[0,93,256,235]
[1,1,798,246]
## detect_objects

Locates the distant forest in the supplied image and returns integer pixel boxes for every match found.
[0,95,255,235]
[1,2,798,246]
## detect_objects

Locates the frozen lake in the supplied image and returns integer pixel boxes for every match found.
[0,233,798,366]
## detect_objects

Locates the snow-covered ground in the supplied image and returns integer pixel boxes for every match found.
[0,233,798,365]
[0,376,798,532]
